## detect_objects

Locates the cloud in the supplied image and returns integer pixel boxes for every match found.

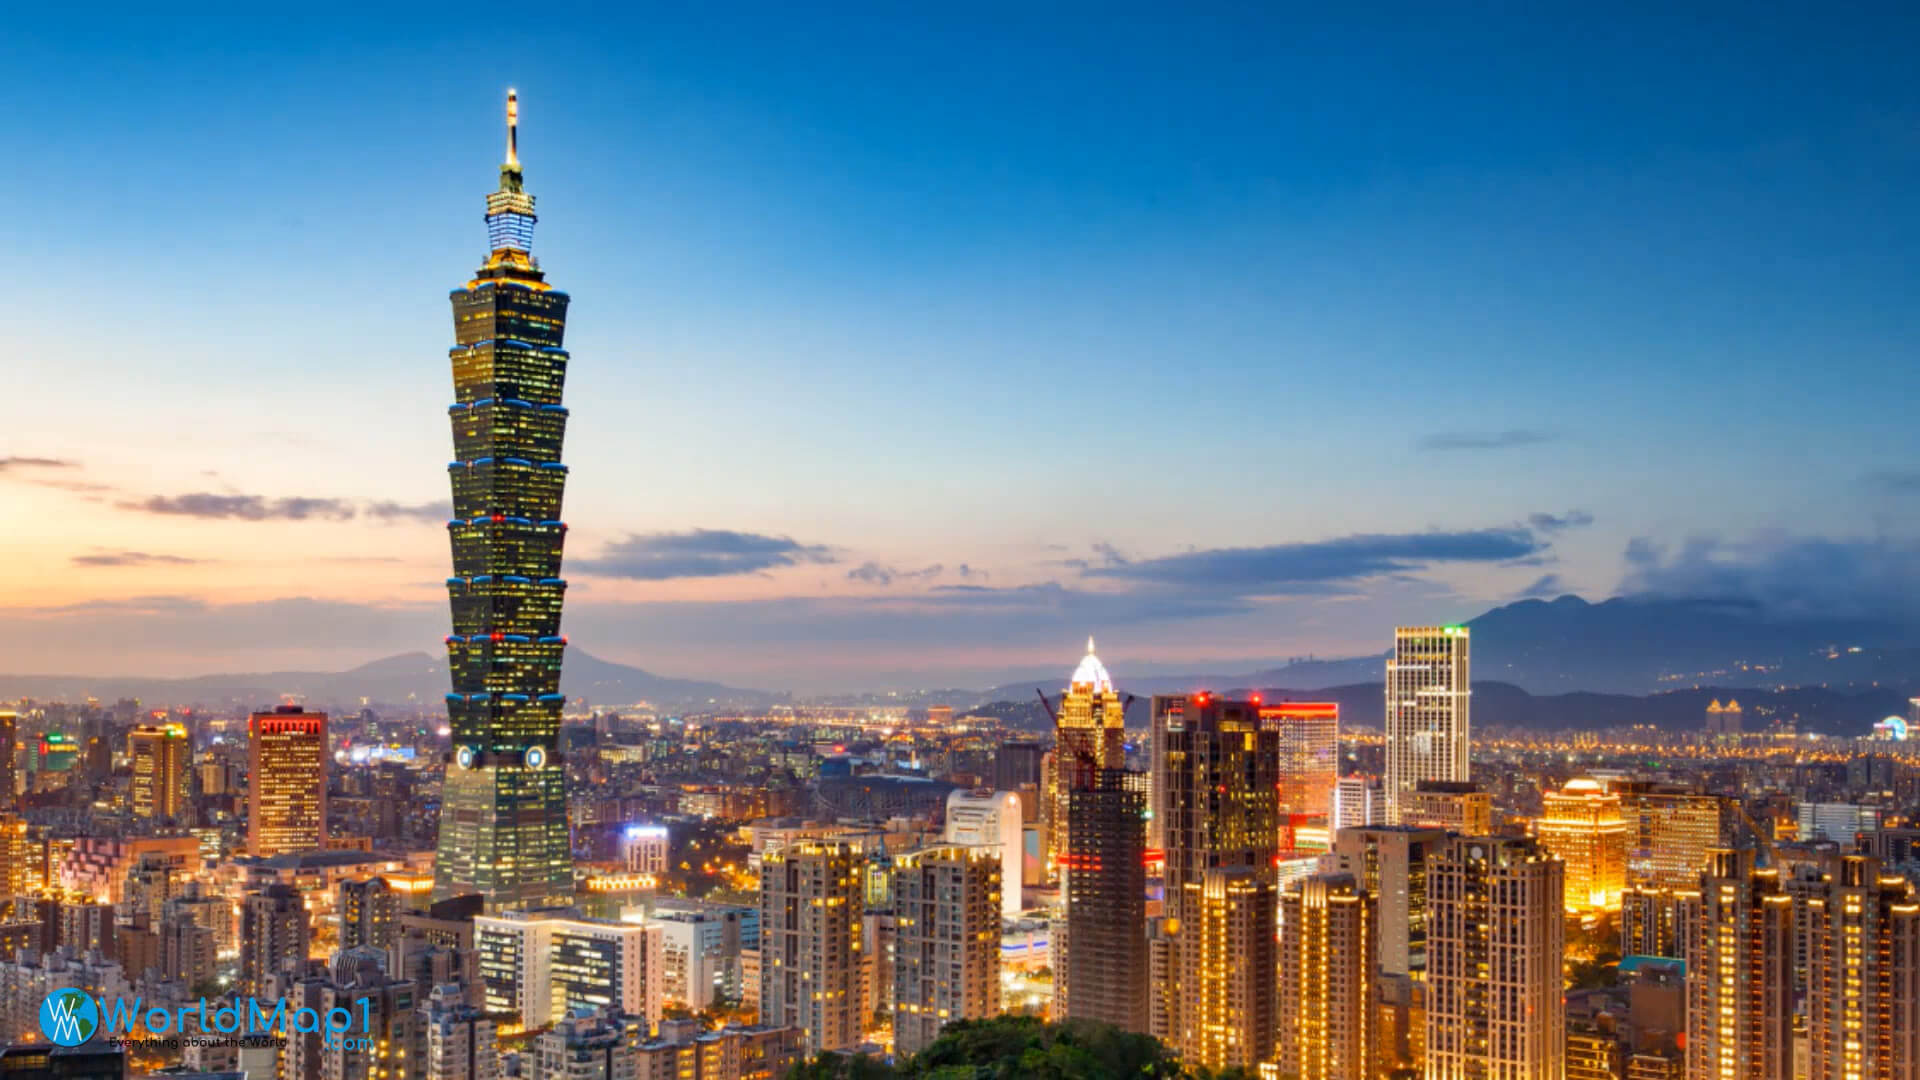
[573,529,836,580]
[846,562,944,586]
[1085,528,1549,593]
[0,456,78,471]
[363,500,454,523]
[71,551,204,568]
[1863,468,1920,494]
[116,492,448,524]
[1618,533,1920,622]
[1527,510,1595,533]
[1416,430,1557,451]
[1515,573,1566,599]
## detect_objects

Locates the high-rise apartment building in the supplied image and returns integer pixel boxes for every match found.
[434,90,575,911]
[1055,767,1147,1033]
[1617,784,1723,888]
[758,842,864,1057]
[943,788,1024,919]
[528,1008,636,1080]
[1685,849,1793,1080]
[0,814,25,899]
[1328,825,1448,979]
[128,723,190,821]
[339,877,401,952]
[1384,626,1470,824]
[891,845,1001,1056]
[283,960,424,1080]
[1803,855,1920,1080]
[474,908,664,1030]
[1152,694,1281,1070]
[423,983,500,1080]
[1426,836,1565,1080]
[1278,873,1377,1080]
[249,705,328,856]
[1400,779,1492,835]
[1705,698,1743,735]
[1331,777,1383,833]
[0,710,15,809]
[1620,885,1700,960]
[1537,778,1628,913]
[1046,639,1125,879]
[240,883,311,995]
[1265,702,1339,818]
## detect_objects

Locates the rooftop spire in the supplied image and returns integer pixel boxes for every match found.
[506,89,519,169]
[1087,635,1097,655]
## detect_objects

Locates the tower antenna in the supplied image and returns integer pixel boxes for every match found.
[506,89,519,168]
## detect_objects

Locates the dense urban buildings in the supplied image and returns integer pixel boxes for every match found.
[249,705,329,856]
[1383,626,1470,824]
[434,89,576,912]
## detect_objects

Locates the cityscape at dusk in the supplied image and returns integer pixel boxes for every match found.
[4,11,1920,1080]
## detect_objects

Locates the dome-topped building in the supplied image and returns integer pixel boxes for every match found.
[1045,636,1127,881]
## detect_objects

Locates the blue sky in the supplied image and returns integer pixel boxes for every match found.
[4,10,1919,690]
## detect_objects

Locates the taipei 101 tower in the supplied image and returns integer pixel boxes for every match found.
[434,91,575,910]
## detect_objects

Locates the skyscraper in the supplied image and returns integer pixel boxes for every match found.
[1384,626,1470,824]
[128,723,190,822]
[1055,767,1148,1033]
[1046,639,1125,879]
[1803,855,1920,1080]
[248,705,328,856]
[0,710,15,809]
[1278,873,1377,1080]
[1684,849,1793,1080]
[1181,867,1277,1073]
[1400,780,1492,836]
[1426,836,1565,1080]
[758,842,865,1057]
[0,814,25,898]
[1617,783,1722,888]
[1536,778,1628,913]
[1265,701,1339,818]
[435,90,575,911]
[891,845,1001,1056]
[1328,825,1448,979]
[240,883,311,995]
[944,788,1024,919]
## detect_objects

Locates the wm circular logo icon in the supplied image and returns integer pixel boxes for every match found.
[39,989,99,1046]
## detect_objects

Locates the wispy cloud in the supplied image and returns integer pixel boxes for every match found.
[1528,510,1595,533]
[117,492,447,524]
[1085,528,1548,593]
[574,529,837,580]
[0,456,78,471]
[846,562,944,586]
[1515,573,1566,599]
[1620,533,1920,621]
[1416,429,1557,451]
[1862,468,1920,494]
[71,551,205,568]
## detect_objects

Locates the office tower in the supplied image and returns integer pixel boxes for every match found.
[1278,874,1377,1080]
[248,705,328,855]
[473,908,664,1029]
[1152,694,1281,1070]
[0,710,14,809]
[240,883,311,994]
[340,877,401,951]
[1046,639,1126,878]
[891,845,1001,1056]
[435,89,575,912]
[1055,767,1148,1033]
[1705,698,1743,735]
[283,956,424,1080]
[1685,849,1793,1080]
[1384,626,1470,824]
[1537,778,1628,913]
[528,1009,635,1080]
[1180,867,1277,1073]
[424,983,500,1080]
[1803,855,1920,1080]
[127,723,190,821]
[758,842,864,1057]
[994,740,1044,820]
[1619,886,1700,960]
[1426,836,1565,1080]
[1400,779,1492,835]
[0,814,24,898]
[1617,784,1723,888]
[1797,802,1881,844]
[1328,825,1448,978]
[943,788,1024,918]
[651,908,747,1010]
[621,824,669,875]
[1263,701,1339,817]
[1331,777,1383,833]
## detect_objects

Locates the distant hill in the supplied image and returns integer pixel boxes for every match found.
[0,649,781,712]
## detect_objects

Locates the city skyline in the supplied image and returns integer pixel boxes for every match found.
[6,12,1920,691]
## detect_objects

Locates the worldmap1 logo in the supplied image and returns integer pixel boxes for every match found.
[40,989,100,1046]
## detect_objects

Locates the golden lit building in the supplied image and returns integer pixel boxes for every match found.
[1265,702,1339,818]
[1384,626,1469,824]
[1401,780,1492,835]
[1180,867,1277,1074]
[1620,885,1700,960]
[758,841,864,1058]
[891,845,1001,1056]
[1537,778,1628,913]
[129,723,191,821]
[0,814,25,897]
[1046,638,1125,879]
[1278,873,1376,1080]
[1685,849,1793,1080]
[1803,855,1920,1080]
[1567,1024,1623,1080]
[1618,783,1723,888]
[249,705,329,856]
[1426,836,1565,1080]
[0,710,15,809]
[1705,698,1743,735]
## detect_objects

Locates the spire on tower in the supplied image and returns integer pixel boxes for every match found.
[506,89,519,168]
[1087,635,1097,655]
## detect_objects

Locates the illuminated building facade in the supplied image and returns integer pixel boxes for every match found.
[891,845,1001,1056]
[240,883,311,996]
[1685,849,1793,1080]
[1384,626,1470,824]
[128,723,190,821]
[474,908,663,1030]
[943,788,1024,919]
[249,705,328,856]
[0,710,14,808]
[1278,873,1376,1080]
[1618,784,1723,888]
[1620,885,1700,960]
[1264,701,1339,818]
[1705,698,1744,735]
[1055,767,1148,1033]
[436,91,576,911]
[1331,776,1383,833]
[1328,825,1447,979]
[1400,779,1492,835]
[1046,639,1125,879]
[1803,855,1920,1080]
[1426,836,1564,1080]
[0,814,24,898]
[758,842,864,1057]
[1180,867,1277,1073]
[1536,778,1628,912]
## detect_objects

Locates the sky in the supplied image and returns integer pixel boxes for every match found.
[4,9,1920,691]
